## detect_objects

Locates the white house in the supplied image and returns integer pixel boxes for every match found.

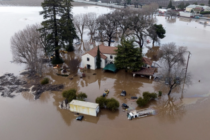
[81,45,117,70]
[202,6,210,11]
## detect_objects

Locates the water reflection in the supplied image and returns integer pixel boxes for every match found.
[166,18,176,24]
[155,95,186,123]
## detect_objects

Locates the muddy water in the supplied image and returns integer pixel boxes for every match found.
[1,6,210,140]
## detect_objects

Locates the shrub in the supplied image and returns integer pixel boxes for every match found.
[158,91,162,97]
[143,92,157,100]
[40,78,49,85]
[62,89,77,103]
[95,97,119,111]
[77,92,87,101]
[95,96,106,108]
[200,11,210,15]
[106,98,119,111]
[136,97,149,107]
[137,92,158,107]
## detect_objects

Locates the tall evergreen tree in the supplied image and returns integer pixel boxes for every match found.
[96,46,101,69]
[115,39,143,72]
[167,0,173,9]
[39,0,64,64]
[60,0,77,52]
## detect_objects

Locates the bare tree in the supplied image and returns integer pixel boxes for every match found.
[165,10,177,19]
[11,24,44,76]
[85,13,98,42]
[96,13,118,46]
[113,9,132,39]
[129,9,155,52]
[73,14,87,41]
[158,43,187,74]
[156,43,191,95]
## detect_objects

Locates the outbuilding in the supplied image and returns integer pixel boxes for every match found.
[69,100,100,117]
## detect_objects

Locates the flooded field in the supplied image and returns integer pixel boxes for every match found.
[1,6,210,140]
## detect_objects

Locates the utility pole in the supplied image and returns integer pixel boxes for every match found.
[180,51,191,100]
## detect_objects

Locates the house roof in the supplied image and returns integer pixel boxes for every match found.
[133,68,156,76]
[143,57,153,66]
[83,45,117,59]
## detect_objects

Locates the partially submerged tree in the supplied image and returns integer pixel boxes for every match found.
[129,9,154,52]
[165,10,177,19]
[148,24,166,47]
[60,0,77,52]
[96,46,101,69]
[11,24,44,76]
[115,39,143,72]
[85,13,98,41]
[96,13,118,46]
[77,92,87,101]
[73,14,87,41]
[62,89,77,103]
[157,43,191,95]
[39,0,64,64]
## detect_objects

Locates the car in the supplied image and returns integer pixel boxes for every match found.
[131,96,137,99]
[76,115,84,121]
[122,103,129,109]
[120,90,126,96]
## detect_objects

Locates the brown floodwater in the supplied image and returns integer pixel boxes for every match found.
[1,6,210,140]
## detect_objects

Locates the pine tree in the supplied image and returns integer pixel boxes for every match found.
[96,46,101,69]
[167,0,173,9]
[115,39,143,72]
[60,0,77,52]
[39,0,64,64]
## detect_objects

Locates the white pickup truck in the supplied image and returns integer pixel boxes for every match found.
[127,109,156,120]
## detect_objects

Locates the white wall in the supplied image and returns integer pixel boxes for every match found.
[104,54,116,64]
[81,54,96,70]
[81,54,106,70]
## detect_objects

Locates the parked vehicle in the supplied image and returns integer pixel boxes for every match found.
[127,109,156,120]
[122,103,129,109]
[120,90,126,96]
[102,89,109,97]
[131,96,137,99]
[76,115,84,121]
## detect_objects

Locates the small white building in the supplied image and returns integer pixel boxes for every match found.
[70,100,100,117]
[81,45,117,70]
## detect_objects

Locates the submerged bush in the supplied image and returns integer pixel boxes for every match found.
[95,96,107,108]
[106,98,119,111]
[40,78,49,85]
[77,92,87,101]
[137,92,158,107]
[62,89,77,103]
[158,91,162,97]
[95,97,119,111]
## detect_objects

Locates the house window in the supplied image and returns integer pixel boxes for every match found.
[87,57,89,61]
[110,55,113,59]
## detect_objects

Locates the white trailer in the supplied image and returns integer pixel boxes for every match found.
[127,109,156,120]
[69,100,100,117]
[179,12,194,18]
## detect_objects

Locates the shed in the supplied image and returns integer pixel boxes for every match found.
[69,100,100,117]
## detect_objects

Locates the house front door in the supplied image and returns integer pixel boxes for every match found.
[87,64,91,69]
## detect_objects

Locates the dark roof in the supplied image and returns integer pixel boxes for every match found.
[103,63,117,72]
[133,68,156,76]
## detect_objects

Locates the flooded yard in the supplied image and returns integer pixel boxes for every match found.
[0,6,210,140]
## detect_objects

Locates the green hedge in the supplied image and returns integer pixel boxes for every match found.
[40,78,49,85]
[200,11,210,15]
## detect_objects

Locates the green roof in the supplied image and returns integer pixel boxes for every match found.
[103,63,117,72]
